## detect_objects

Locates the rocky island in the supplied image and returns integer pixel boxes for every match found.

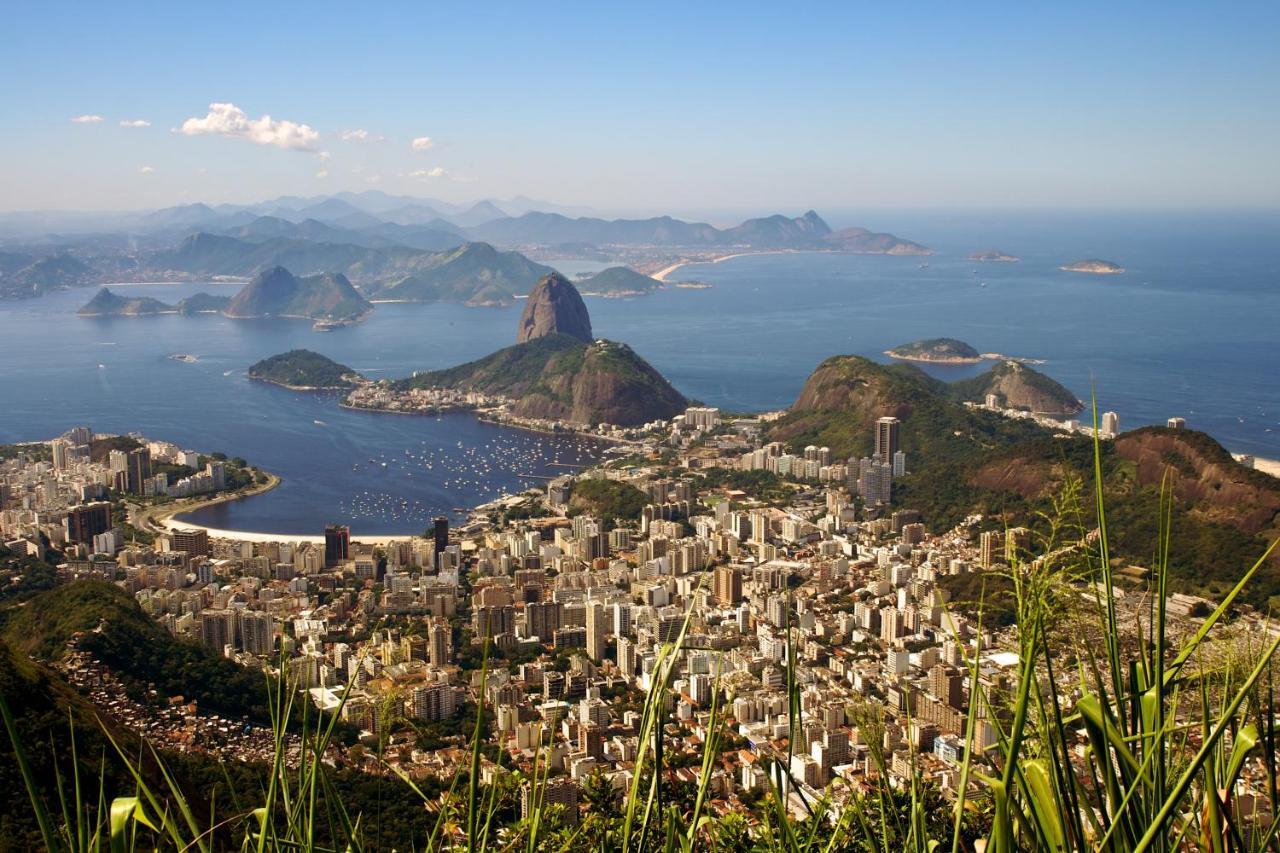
[225,266,372,322]
[884,338,984,364]
[576,266,661,297]
[969,249,1019,262]
[77,287,173,317]
[247,350,364,391]
[1061,258,1124,274]
[77,287,233,317]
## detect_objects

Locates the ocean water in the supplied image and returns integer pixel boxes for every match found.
[0,210,1276,533]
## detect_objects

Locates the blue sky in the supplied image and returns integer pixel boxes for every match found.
[2,2,1277,213]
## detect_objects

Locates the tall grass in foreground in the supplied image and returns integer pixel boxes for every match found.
[4,403,1280,850]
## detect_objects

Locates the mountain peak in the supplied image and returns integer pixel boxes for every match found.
[516,272,593,344]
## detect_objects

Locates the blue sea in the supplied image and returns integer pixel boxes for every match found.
[0,209,1276,534]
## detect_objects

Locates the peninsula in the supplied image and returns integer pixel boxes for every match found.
[1060,258,1124,274]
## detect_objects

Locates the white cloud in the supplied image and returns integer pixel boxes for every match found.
[71,114,104,124]
[176,102,319,151]
[139,165,156,174]
[120,119,150,128]
[408,167,447,179]
[366,174,383,184]
[340,128,385,142]
[316,169,330,179]
[316,150,332,161]
[411,136,434,152]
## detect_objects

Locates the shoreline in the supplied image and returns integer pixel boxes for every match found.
[650,250,798,282]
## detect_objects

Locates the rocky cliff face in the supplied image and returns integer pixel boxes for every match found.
[515,272,593,343]
[1114,428,1280,536]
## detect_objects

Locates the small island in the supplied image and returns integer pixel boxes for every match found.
[969,249,1019,262]
[77,287,172,317]
[78,287,234,317]
[248,349,364,391]
[575,266,661,297]
[885,338,984,364]
[1061,258,1124,274]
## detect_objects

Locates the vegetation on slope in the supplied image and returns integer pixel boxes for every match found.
[0,582,280,724]
[772,355,1279,605]
[399,333,687,425]
[248,349,361,389]
[567,478,649,523]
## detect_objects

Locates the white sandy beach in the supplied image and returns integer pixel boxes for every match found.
[650,250,794,282]
[158,516,423,546]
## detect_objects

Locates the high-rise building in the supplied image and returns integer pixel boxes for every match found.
[526,600,562,642]
[239,612,275,655]
[616,636,637,676]
[205,460,226,491]
[410,683,458,721]
[714,565,742,606]
[64,501,112,544]
[1101,411,1120,437]
[875,417,900,466]
[126,447,151,495]
[199,609,237,652]
[50,439,70,471]
[67,426,93,446]
[522,778,579,825]
[428,621,451,667]
[324,525,350,567]
[892,450,907,478]
[586,602,608,663]
[432,516,449,557]
[170,528,209,558]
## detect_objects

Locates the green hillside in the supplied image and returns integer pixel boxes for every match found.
[398,333,687,425]
[249,349,361,389]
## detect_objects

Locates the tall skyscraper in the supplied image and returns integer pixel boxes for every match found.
[50,438,70,471]
[126,447,151,495]
[433,516,449,551]
[1101,411,1120,437]
[586,602,608,663]
[324,525,350,567]
[428,621,452,667]
[874,417,900,466]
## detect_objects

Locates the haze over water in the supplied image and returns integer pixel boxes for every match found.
[0,209,1275,534]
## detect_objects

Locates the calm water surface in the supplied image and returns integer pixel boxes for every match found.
[1,210,1275,533]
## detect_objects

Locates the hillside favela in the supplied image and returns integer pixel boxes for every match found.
[3,5,1279,852]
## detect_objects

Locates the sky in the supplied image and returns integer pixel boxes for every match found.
[1,2,1278,214]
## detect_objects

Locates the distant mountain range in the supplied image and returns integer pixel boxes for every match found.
[1,195,933,304]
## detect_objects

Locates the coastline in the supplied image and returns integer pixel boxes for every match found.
[135,469,281,536]
[883,350,984,365]
[650,250,798,282]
